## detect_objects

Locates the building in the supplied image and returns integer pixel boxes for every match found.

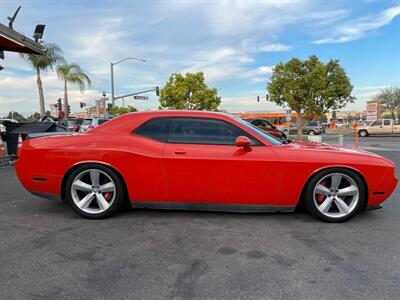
[325,111,365,122]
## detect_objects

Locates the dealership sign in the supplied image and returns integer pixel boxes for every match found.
[366,102,378,121]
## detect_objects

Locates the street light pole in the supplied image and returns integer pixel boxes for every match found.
[110,57,146,108]
[111,63,115,108]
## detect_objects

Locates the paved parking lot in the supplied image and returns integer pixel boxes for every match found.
[0,136,399,299]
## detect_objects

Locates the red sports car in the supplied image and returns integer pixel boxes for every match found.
[14,111,398,222]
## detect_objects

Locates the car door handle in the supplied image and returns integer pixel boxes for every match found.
[174,150,186,155]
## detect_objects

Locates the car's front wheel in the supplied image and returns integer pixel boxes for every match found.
[358,130,368,137]
[65,164,125,219]
[308,130,315,136]
[303,168,366,222]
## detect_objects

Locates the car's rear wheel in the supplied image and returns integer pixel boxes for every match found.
[303,168,366,222]
[308,130,315,135]
[65,164,125,219]
[359,130,368,137]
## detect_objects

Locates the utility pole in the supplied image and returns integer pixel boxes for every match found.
[111,63,115,108]
[110,57,146,108]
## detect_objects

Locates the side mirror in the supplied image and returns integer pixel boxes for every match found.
[235,136,251,150]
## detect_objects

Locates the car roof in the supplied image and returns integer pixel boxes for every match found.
[89,110,235,134]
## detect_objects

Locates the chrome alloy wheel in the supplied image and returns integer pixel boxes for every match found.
[71,169,116,214]
[313,173,359,219]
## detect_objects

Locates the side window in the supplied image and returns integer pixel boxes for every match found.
[98,119,108,125]
[260,120,271,128]
[133,118,171,142]
[251,119,262,127]
[168,118,260,145]
[371,120,382,126]
[383,120,391,126]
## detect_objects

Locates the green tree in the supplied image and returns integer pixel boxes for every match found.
[6,111,26,123]
[56,63,91,117]
[375,87,400,120]
[26,112,42,122]
[108,106,137,117]
[160,72,220,110]
[20,42,64,115]
[267,55,354,138]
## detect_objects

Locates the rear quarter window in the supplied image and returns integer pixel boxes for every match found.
[133,118,171,142]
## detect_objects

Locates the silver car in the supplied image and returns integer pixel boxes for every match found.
[288,123,322,135]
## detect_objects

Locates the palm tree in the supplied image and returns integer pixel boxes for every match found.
[56,63,91,117]
[20,42,64,115]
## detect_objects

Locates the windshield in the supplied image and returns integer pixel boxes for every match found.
[234,117,282,145]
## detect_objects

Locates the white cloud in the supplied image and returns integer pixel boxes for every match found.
[259,43,292,52]
[220,95,281,113]
[314,5,400,44]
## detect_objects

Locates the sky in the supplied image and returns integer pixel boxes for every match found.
[0,0,399,116]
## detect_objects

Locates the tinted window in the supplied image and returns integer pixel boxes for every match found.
[168,118,260,145]
[98,119,108,125]
[309,121,318,126]
[383,120,391,126]
[251,119,262,126]
[134,118,171,142]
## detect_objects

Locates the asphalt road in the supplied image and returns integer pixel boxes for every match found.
[0,136,399,300]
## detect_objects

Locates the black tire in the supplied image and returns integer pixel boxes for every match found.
[303,168,366,222]
[65,164,125,219]
[281,133,287,142]
[359,130,368,137]
[308,130,315,136]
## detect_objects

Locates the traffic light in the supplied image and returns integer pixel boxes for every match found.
[107,103,112,110]
[80,102,85,108]
[66,105,71,115]
[155,86,160,96]
[56,98,62,111]
[266,94,269,101]
[257,96,260,102]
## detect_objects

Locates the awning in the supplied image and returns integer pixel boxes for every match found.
[0,23,44,55]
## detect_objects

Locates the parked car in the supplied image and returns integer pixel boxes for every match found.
[67,118,84,132]
[79,118,110,132]
[288,123,322,135]
[14,111,397,222]
[242,118,287,141]
[358,119,400,137]
[308,120,325,133]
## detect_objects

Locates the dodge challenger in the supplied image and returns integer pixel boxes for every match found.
[14,111,398,222]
